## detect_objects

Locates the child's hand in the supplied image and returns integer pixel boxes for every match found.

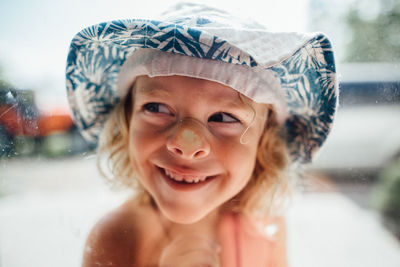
[158,234,220,267]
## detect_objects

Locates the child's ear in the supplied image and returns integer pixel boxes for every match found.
[264,104,278,130]
[124,85,135,124]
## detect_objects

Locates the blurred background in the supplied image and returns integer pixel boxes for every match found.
[1,0,400,266]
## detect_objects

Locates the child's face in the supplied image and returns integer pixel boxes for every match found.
[128,75,268,224]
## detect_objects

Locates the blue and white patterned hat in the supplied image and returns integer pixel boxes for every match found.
[66,3,337,163]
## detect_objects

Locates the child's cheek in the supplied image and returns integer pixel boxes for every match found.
[128,117,162,160]
[214,136,258,179]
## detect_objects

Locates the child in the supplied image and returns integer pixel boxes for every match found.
[66,3,337,266]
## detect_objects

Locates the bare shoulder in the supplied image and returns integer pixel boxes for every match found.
[82,196,159,267]
[218,213,288,267]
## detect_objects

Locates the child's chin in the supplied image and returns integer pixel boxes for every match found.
[162,208,209,225]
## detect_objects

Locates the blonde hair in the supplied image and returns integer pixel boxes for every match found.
[97,90,290,218]
[228,105,290,217]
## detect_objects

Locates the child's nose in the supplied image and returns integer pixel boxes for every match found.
[166,120,210,160]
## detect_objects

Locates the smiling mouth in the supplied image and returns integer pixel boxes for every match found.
[158,167,215,184]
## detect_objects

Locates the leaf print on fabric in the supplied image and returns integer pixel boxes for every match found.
[270,35,337,162]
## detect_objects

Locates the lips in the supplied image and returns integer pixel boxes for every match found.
[158,166,214,184]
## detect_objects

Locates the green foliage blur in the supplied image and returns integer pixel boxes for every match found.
[374,157,400,239]
[345,0,400,62]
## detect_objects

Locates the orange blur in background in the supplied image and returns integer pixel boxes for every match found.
[0,105,74,137]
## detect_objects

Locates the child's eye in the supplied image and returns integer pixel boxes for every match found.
[143,103,172,115]
[208,112,240,123]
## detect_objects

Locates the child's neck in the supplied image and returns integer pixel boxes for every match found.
[158,207,221,240]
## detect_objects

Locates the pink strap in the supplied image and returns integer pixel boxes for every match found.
[233,214,241,267]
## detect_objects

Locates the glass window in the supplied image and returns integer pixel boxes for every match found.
[1,0,399,266]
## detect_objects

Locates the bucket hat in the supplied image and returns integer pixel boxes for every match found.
[66,2,337,163]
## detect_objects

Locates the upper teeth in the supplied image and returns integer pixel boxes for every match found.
[164,168,207,183]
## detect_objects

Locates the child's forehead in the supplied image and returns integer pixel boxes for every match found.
[133,75,254,108]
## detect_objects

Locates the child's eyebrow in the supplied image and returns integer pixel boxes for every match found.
[136,85,171,98]
[212,98,250,111]
[213,91,256,112]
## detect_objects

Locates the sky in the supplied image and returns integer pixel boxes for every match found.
[0,0,308,110]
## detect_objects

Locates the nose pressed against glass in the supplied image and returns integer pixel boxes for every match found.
[166,121,211,160]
